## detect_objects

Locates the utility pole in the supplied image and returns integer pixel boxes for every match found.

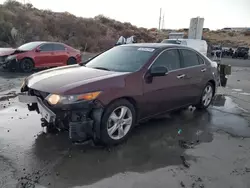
[158,8,162,31]
[162,13,165,30]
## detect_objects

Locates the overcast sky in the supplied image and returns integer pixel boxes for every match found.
[1,0,250,29]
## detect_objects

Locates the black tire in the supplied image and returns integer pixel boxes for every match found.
[99,99,136,146]
[195,82,214,110]
[20,58,34,73]
[67,57,77,65]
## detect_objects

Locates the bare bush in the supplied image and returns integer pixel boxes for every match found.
[0,0,249,51]
[244,31,250,36]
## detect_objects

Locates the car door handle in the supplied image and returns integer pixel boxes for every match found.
[201,68,207,72]
[177,74,185,79]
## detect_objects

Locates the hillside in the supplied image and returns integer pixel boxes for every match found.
[0,0,249,52]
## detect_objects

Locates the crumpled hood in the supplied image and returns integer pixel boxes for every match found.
[26,65,128,94]
[0,48,16,56]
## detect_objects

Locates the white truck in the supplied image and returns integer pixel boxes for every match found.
[161,38,208,57]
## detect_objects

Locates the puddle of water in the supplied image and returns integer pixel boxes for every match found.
[232,89,243,92]
[0,94,249,188]
[210,94,250,137]
[239,92,250,96]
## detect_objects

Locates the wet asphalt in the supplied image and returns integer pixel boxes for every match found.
[0,58,250,188]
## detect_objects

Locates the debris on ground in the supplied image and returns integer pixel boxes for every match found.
[180,155,190,168]
[180,181,185,187]
[178,129,182,135]
[178,140,195,149]
[0,91,17,102]
[230,167,250,175]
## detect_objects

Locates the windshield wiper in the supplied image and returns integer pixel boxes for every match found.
[92,67,111,71]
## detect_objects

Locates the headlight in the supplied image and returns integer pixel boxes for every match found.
[6,55,17,60]
[46,91,102,105]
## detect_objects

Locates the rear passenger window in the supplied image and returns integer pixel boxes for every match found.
[53,44,65,51]
[180,49,200,67]
[152,49,181,71]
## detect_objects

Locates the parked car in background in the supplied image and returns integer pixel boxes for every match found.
[232,46,249,59]
[18,43,218,145]
[1,41,81,72]
[161,39,208,57]
[222,47,234,56]
[0,47,15,64]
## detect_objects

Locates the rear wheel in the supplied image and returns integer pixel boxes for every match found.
[99,99,136,145]
[20,58,34,73]
[67,57,77,65]
[196,82,214,110]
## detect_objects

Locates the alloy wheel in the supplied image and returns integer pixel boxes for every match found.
[202,85,213,107]
[21,59,33,72]
[107,106,133,140]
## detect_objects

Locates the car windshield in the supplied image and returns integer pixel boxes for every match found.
[161,39,181,44]
[17,42,43,51]
[85,46,156,72]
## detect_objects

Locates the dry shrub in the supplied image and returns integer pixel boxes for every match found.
[1,0,249,52]
[0,1,162,51]
[244,31,250,36]
[228,32,235,37]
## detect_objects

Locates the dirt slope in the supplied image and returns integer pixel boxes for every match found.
[0,0,249,52]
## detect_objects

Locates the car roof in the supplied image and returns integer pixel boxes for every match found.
[27,41,65,45]
[120,43,191,50]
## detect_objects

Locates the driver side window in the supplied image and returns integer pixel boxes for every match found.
[39,44,53,52]
[151,49,181,71]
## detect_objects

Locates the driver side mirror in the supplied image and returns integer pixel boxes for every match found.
[150,66,168,77]
[35,48,41,52]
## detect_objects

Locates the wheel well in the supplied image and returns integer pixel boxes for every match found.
[20,57,34,64]
[208,80,216,96]
[106,97,138,120]
[68,57,76,61]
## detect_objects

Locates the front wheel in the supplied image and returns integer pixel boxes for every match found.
[195,83,214,110]
[20,58,34,73]
[100,99,136,145]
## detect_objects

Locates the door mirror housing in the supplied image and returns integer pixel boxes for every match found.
[35,48,41,52]
[150,66,168,77]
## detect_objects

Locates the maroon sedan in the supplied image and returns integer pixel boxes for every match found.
[1,41,81,72]
[18,43,219,145]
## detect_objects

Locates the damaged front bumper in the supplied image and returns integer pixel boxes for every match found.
[18,92,104,142]
[2,58,19,70]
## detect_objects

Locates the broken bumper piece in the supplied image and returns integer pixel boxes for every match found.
[18,92,103,142]
[2,59,19,70]
[18,93,56,123]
